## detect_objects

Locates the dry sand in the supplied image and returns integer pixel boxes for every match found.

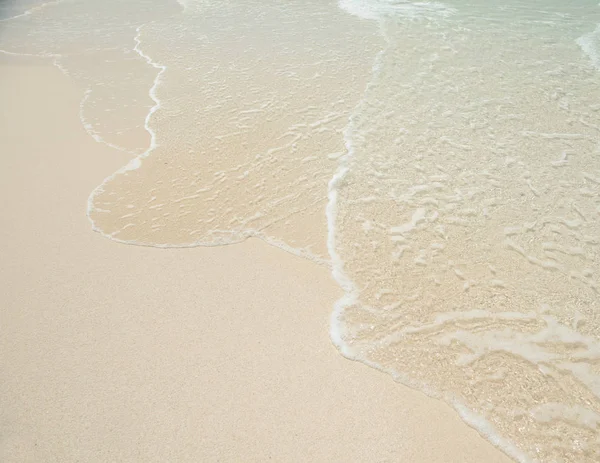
[0,55,512,462]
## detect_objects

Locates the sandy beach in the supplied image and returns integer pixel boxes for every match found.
[0,55,513,462]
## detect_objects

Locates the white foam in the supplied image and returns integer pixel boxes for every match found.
[577,24,600,70]
[389,207,427,235]
[338,0,456,21]
[453,402,530,463]
[327,42,389,355]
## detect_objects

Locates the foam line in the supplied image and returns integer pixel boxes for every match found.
[86,23,166,232]
[327,11,389,359]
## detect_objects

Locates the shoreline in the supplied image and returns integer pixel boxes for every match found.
[0,54,512,462]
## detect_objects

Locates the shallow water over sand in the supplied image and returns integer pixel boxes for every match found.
[2,0,600,460]
[332,2,600,461]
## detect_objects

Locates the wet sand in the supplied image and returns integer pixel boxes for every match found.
[0,55,512,462]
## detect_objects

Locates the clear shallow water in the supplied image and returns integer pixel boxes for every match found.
[2,1,600,461]
[332,1,600,461]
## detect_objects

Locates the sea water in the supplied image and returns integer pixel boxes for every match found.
[2,0,600,461]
